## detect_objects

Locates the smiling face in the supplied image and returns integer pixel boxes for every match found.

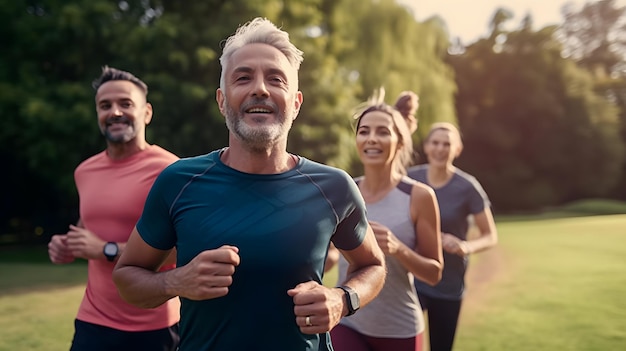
[423,128,462,168]
[216,43,302,151]
[95,80,152,144]
[356,110,401,168]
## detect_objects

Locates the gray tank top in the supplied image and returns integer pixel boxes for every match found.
[337,176,425,337]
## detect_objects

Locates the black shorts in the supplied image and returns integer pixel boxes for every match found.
[70,319,179,351]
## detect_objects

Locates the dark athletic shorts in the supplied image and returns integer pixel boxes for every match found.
[70,319,179,351]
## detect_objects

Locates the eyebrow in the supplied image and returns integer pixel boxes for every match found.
[97,98,133,105]
[232,66,288,79]
[357,125,392,131]
[232,66,253,76]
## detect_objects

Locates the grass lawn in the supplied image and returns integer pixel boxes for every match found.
[1,213,625,351]
[456,214,626,351]
[0,246,86,351]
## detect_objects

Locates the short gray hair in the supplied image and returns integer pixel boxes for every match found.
[219,17,304,89]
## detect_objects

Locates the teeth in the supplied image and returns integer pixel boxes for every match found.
[247,108,271,113]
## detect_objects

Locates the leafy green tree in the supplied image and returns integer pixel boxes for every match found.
[559,0,626,199]
[559,0,626,76]
[325,0,457,174]
[1,0,121,237]
[278,0,362,171]
[450,11,624,211]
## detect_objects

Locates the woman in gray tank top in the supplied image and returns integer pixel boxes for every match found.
[330,91,444,351]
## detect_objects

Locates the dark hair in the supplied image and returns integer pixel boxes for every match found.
[92,65,148,96]
[355,104,398,131]
[393,91,419,120]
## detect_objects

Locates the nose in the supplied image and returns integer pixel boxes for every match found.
[365,132,377,144]
[112,103,123,116]
[251,77,269,98]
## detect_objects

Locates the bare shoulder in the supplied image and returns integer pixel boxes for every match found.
[403,177,435,199]
[413,184,436,203]
[404,178,438,221]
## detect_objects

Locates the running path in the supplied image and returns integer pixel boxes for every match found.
[459,241,506,325]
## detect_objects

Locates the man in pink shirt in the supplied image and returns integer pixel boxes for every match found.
[48,66,180,351]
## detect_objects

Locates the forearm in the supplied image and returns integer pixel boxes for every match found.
[337,225,387,313]
[112,265,179,309]
[468,210,498,254]
[339,261,386,310]
[465,232,497,254]
[394,244,442,285]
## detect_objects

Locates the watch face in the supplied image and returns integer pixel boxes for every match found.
[104,243,117,255]
[349,291,360,310]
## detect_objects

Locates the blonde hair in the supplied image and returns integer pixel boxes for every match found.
[425,122,464,155]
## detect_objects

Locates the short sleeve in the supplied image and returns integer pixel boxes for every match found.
[331,177,368,251]
[136,166,178,250]
[467,175,490,215]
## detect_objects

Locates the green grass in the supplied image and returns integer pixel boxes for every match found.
[0,286,84,351]
[0,245,87,351]
[496,198,626,222]
[1,210,625,351]
[456,214,626,351]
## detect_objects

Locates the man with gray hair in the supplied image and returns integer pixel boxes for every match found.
[113,17,386,350]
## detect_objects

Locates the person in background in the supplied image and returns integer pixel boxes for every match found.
[331,90,443,351]
[112,17,386,351]
[47,66,180,351]
[324,90,420,276]
[409,122,498,351]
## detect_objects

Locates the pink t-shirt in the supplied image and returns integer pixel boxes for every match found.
[74,145,180,331]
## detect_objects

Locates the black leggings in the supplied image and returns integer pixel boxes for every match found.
[417,292,462,351]
[70,319,179,351]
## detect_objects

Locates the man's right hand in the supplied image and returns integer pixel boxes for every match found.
[168,245,240,301]
[48,234,75,264]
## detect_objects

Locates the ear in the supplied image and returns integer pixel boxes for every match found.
[292,91,303,120]
[216,88,226,116]
[144,102,153,125]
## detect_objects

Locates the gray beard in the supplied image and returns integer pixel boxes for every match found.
[223,99,292,151]
[103,130,134,144]
[101,116,136,143]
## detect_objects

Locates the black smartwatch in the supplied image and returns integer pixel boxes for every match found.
[338,285,360,316]
[103,242,119,262]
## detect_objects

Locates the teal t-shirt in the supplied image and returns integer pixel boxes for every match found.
[137,149,368,351]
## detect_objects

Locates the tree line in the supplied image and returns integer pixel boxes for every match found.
[1,0,624,243]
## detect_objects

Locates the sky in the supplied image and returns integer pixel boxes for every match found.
[397,0,626,43]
